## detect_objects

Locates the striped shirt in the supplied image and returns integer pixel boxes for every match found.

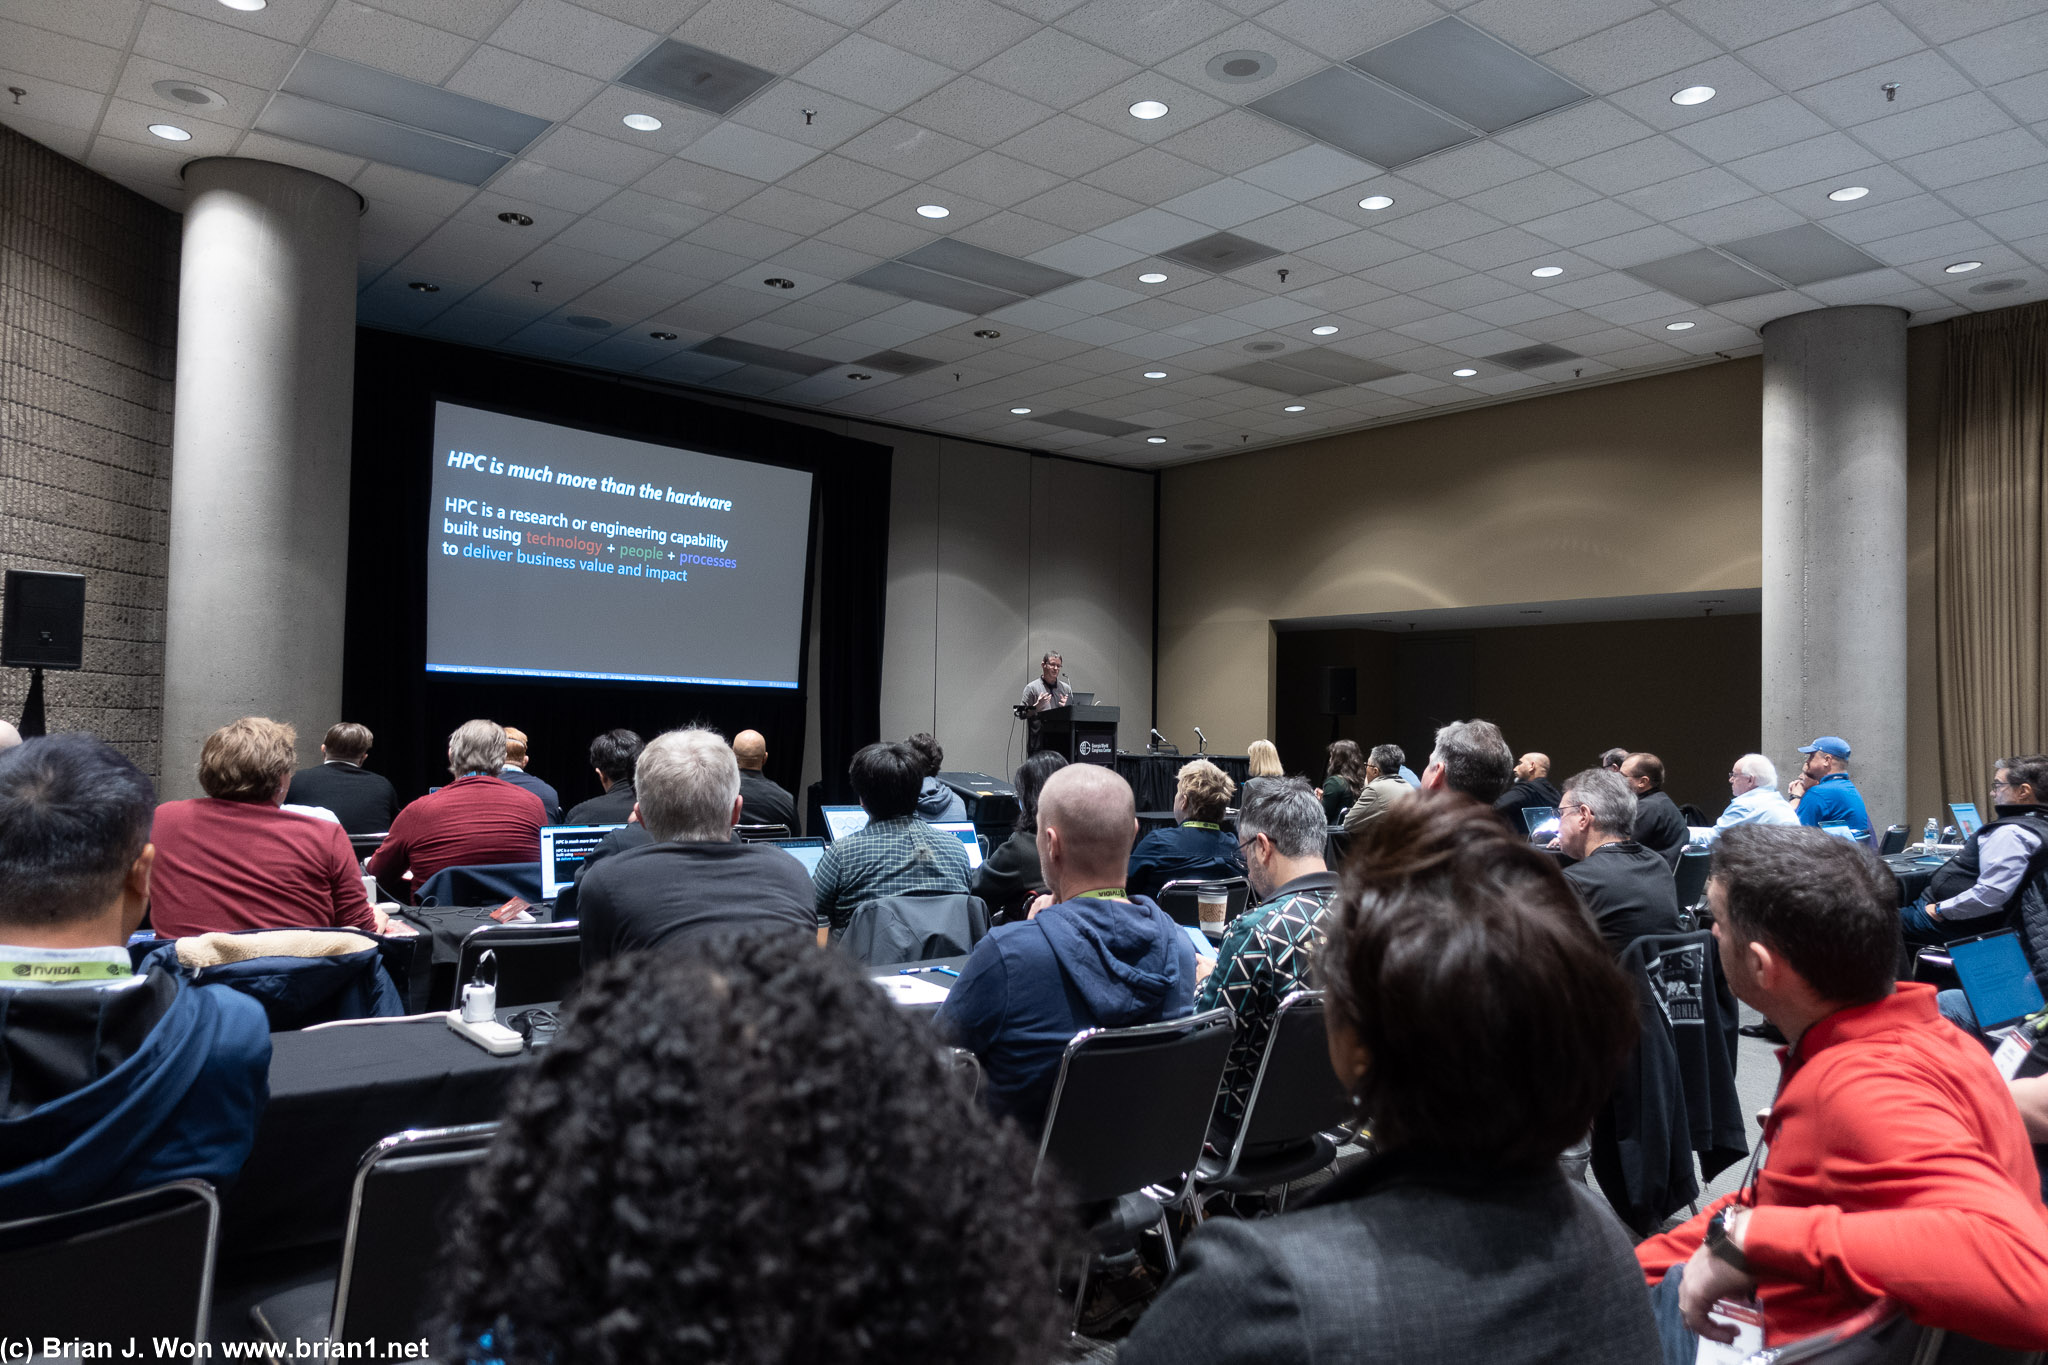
[813,814,971,935]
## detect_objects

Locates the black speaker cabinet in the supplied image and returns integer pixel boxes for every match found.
[1320,666,1357,716]
[2,570,86,670]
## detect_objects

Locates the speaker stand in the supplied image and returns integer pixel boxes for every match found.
[18,667,45,737]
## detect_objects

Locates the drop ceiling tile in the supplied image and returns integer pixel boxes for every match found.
[1800,268,1921,304]
[1162,276,1265,312]
[793,33,956,111]
[1539,11,1722,90]
[133,7,293,85]
[1224,295,1323,327]
[1522,199,1656,247]
[1738,5,1925,90]
[1942,163,2048,216]
[1297,228,1412,273]
[773,153,915,208]
[1251,0,1443,59]
[1981,201,2048,240]
[1054,315,1147,345]
[1724,132,1880,194]
[1668,0,1862,49]
[1862,221,1996,267]
[686,213,806,259]
[1669,96,1833,164]
[997,112,1143,176]
[1460,0,1656,54]
[529,126,671,186]
[1604,56,1783,132]
[1374,202,1504,248]
[355,161,484,215]
[970,26,1140,107]
[1027,233,1147,275]
[672,0,847,73]
[1667,196,1804,242]
[1158,108,1311,175]
[1856,92,2017,161]
[1411,273,1521,309]
[96,97,237,156]
[1156,178,1293,230]
[1946,12,2048,87]
[1037,278,1148,315]
[642,237,753,281]
[864,0,1036,69]
[447,46,606,121]
[1053,0,1241,65]
[950,207,1073,255]
[1235,204,1358,251]
[114,52,269,126]
[1579,289,1692,325]
[1436,226,1564,269]
[987,296,1089,331]
[1105,297,1206,329]
[677,121,821,180]
[1024,181,1148,232]
[1899,127,2048,190]
[487,0,660,79]
[1990,71,2048,125]
[0,96,94,158]
[1154,19,1322,100]
[1400,142,1547,200]
[816,210,940,257]
[1542,268,1656,307]
[835,117,978,179]
[308,5,477,84]
[1081,146,1216,203]
[1619,167,1760,219]
[1561,136,1711,196]
[1463,291,1572,325]
[899,76,1057,149]
[1237,143,1375,200]
[1493,99,1655,166]
[1463,170,1603,225]
[1791,48,1973,129]
[1572,224,1697,268]
[1514,308,1619,341]
[1704,291,1807,327]
[727,83,889,151]
[1069,72,1227,144]
[1160,313,1259,345]
[1095,206,1211,252]
[1358,252,1465,291]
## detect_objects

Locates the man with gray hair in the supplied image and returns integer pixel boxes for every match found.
[1558,767,1681,954]
[1420,718,1515,805]
[1199,777,1339,1144]
[1340,743,1414,834]
[370,718,546,893]
[575,727,814,967]
[1707,753,1799,841]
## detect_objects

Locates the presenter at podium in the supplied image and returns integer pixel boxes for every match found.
[1021,652,1072,713]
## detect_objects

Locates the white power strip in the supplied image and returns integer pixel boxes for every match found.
[447,1012,523,1055]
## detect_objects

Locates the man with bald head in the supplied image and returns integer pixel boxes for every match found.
[732,729,799,833]
[936,764,1196,1133]
[1496,750,1562,829]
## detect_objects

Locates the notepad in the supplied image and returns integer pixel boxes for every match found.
[873,974,952,1005]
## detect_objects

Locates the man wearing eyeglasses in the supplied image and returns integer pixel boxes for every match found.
[1557,767,1682,955]
[1705,754,1800,841]
[1900,755,2048,955]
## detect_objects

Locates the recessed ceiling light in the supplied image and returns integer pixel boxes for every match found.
[1945,260,1983,273]
[648,330,677,341]
[621,113,663,132]
[1827,185,1869,202]
[147,123,192,141]
[1010,407,1031,414]
[1283,404,1306,412]
[1671,85,1716,106]
[973,328,1001,338]
[1358,195,1394,210]
[407,281,439,293]
[1146,436,1167,443]
[1143,371,1167,379]
[916,204,949,219]
[1138,272,1168,284]
[1530,265,1563,278]
[763,277,795,289]
[847,372,871,380]
[1129,100,1170,120]
[1310,325,1339,335]
[1666,321,1695,331]
[217,0,266,9]
[497,211,533,226]
[1452,368,1477,377]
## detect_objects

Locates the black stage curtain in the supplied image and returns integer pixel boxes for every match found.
[343,330,890,814]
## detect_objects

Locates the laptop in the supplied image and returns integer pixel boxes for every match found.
[1069,691,1095,706]
[820,805,870,842]
[770,836,828,878]
[1949,930,2046,1031]
[1521,806,1559,845]
[1950,802,1985,840]
[930,821,984,870]
[1819,822,1865,844]
[539,823,626,900]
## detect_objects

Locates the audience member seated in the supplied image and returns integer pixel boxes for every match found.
[150,717,392,938]
[1621,752,1688,869]
[1128,759,1246,902]
[1340,743,1413,834]
[908,731,968,822]
[0,735,271,1217]
[1708,753,1800,839]
[1117,793,1656,1365]
[561,728,643,826]
[937,764,1194,1134]
[1246,739,1284,779]
[1495,750,1561,828]
[368,720,546,896]
[1902,754,2048,955]
[971,750,1066,923]
[496,726,561,823]
[1320,739,1367,822]
[433,933,1068,1365]
[577,728,815,967]
[1638,825,2048,1362]
[1419,718,1515,805]
[1558,768,1682,954]
[1198,778,1337,1148]
[0,719,19,752]
[733,728,799,832]
[282,721,400,836]
[1786,734,1872,840]
[1600,746,1628,771]
[812,741,971,941]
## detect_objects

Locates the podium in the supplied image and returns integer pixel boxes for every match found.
[1034,704,1120,766]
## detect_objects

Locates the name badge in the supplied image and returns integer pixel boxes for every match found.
[1695,1298,1765,1365]
[1992,1027,2032,1081]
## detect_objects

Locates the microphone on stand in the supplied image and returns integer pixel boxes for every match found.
[1149,728,1168,747]
[1193,727,1208,754]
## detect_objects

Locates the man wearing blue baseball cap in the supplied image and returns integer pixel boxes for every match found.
[1788,736,1871,842]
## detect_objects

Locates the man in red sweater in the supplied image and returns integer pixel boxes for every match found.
[369,719,545,897]
[1639,824,2048,1359]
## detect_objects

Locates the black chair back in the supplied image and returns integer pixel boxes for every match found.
[1154,877,1251,928]
[1673,850,1711,910]
[838,893,987,964]
[1879,825,1908,856]
[736,823,792,842]
[1227,992,1350,1160]
[332,1125,496,1346]
[455,923,581,1007]
[0,1181,218,1340]
[1035,1008,1234,1203]
[349,833,387,862]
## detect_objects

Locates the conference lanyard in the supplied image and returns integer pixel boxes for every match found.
[1184,821,1221,831]
[1076,888,1129,901]
[0,945,132,985]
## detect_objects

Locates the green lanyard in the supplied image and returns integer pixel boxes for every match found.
[0,952,131,985]
[1075,888,1129,901]
[1184,821,1221,831]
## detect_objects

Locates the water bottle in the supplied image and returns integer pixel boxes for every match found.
[1924,817,1940,849]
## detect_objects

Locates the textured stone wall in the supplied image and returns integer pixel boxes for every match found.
[0,124,179,780]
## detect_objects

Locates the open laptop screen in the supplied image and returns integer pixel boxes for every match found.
[1950,930,2045,1031]
[1521,806,1559,845]
[930,821,984,870]
[1950,803,1984,840]
[771,836,827,878]
[821,806,869,842]
[540,823,625,900]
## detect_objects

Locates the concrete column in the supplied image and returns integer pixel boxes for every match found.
[160,158,360,798]
[1760,305,1908,832]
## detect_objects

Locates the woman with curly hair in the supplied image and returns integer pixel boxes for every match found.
[1320,739,1368,822]
[434,933,1071,1365]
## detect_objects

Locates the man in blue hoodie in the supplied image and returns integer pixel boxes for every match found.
[0,734,272,1217]
[937,763,1196,1135]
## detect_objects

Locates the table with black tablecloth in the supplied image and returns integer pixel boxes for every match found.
[1885,851,1950,906]
[1115,753,1251,811]
[399,904,563,1010]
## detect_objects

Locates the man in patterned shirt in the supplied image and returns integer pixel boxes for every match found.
[813,740,971,942]
[1199,777,1339,1145]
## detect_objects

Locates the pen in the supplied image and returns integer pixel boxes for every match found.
[898,965,961,977]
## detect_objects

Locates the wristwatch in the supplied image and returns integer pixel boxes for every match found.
[1706,1206,1752,1274]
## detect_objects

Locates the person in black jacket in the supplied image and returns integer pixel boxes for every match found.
[563,728,643,826]
[498,726,561,823]
[282,721,400,835]
[1117,793,1656,1365]
[972,750,1065,922]
[1623,752,1689,869]
[1559,767,1682,954]
[732,729,800,833]
[1495,751,1561,830]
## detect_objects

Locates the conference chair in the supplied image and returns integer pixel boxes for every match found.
[415,861,545,908]
[1879,825,1909,856]
[838,891,988,964]
[1033,1008,1235,1331]
[0,1180,220,1342]
[1752,1299,2043,1365]
[1153,876,1251,928]
[250,1124,497,1354]
[455,922,582,1009]
[1192,991,1350,1216]
[1673,850,1711,926]
[735,823,792,842]
[348,833,387,863]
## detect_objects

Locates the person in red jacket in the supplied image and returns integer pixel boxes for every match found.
[369,719,545,898]
[1638,824,2048,1360]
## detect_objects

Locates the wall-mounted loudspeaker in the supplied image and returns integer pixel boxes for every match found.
[2,570,87,670]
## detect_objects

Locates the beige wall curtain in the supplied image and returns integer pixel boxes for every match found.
[1937,301,2048,797]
